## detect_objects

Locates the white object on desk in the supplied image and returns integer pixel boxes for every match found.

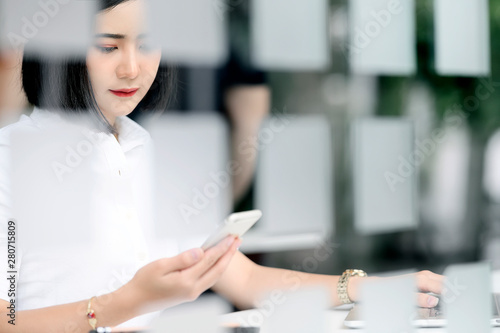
[219,288,329,332]
[493,270,500,293]
[360,274,415,332]
[151,295,229,333]
[260,287,328,333]
[443,262,492,333]
[222,306,500,332]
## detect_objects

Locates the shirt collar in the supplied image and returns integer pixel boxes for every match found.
[115,115,151,153]
[29,107,151,153]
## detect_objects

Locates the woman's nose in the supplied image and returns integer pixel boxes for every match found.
[116,50,139,79]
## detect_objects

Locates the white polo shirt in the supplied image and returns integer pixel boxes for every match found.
[0,108,176,327]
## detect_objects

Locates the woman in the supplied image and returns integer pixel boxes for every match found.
[0,0,443,331]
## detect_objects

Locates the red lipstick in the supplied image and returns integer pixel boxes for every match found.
[109,88,139,97]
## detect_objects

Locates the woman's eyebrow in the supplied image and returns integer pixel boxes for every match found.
[95,33,126,39]
[94,33,148,39]
[95,33,125,39]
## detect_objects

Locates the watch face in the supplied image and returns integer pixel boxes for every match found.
[352,269,367,277]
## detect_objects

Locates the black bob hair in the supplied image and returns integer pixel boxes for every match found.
[22,0,176,134]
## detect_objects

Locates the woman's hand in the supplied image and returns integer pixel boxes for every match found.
[348,270,445,308]
[413,270,444,307]
[120,235,242,315]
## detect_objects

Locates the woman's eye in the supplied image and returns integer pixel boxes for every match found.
[96,45,117,54]
[139,44,151,52]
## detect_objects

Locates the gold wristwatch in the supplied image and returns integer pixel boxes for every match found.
[337,269,367,304]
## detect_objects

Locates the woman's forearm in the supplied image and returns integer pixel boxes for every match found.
[213,252,359,309]
[0,285,139,333]
[214,253,443,310]
[244,264,349,307]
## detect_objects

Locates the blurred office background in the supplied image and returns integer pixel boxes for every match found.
[2,0,500,276]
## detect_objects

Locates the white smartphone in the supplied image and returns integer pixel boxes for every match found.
[201,210,262,250]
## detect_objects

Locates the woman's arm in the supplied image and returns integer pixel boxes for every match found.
[212,252,342,309]
[0,236,241,333]
[212,252,444,310]
[224,85,271,204]
[0,288,137,333]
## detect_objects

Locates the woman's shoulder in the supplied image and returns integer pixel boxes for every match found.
[0,114,41,189]
[0,112,40,147]
[0,108,86,147]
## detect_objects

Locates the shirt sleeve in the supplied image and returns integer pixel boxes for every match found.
[218,48,268,90]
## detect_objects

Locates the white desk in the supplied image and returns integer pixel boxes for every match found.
[220,307,500,332]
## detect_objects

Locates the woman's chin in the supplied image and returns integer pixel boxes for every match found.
[104,103,138,119]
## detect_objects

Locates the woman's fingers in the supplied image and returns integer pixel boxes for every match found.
[183,236,237,278]
[196,238,242,288]
[415,270,445,295]
[413,270,445,308]
[128,239,239,311]
[417,292,440,308]
[155,248,205,274]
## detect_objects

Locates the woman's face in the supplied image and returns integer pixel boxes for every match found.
[86,0,161,126]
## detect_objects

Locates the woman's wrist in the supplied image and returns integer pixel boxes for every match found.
[92,284,143,328]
